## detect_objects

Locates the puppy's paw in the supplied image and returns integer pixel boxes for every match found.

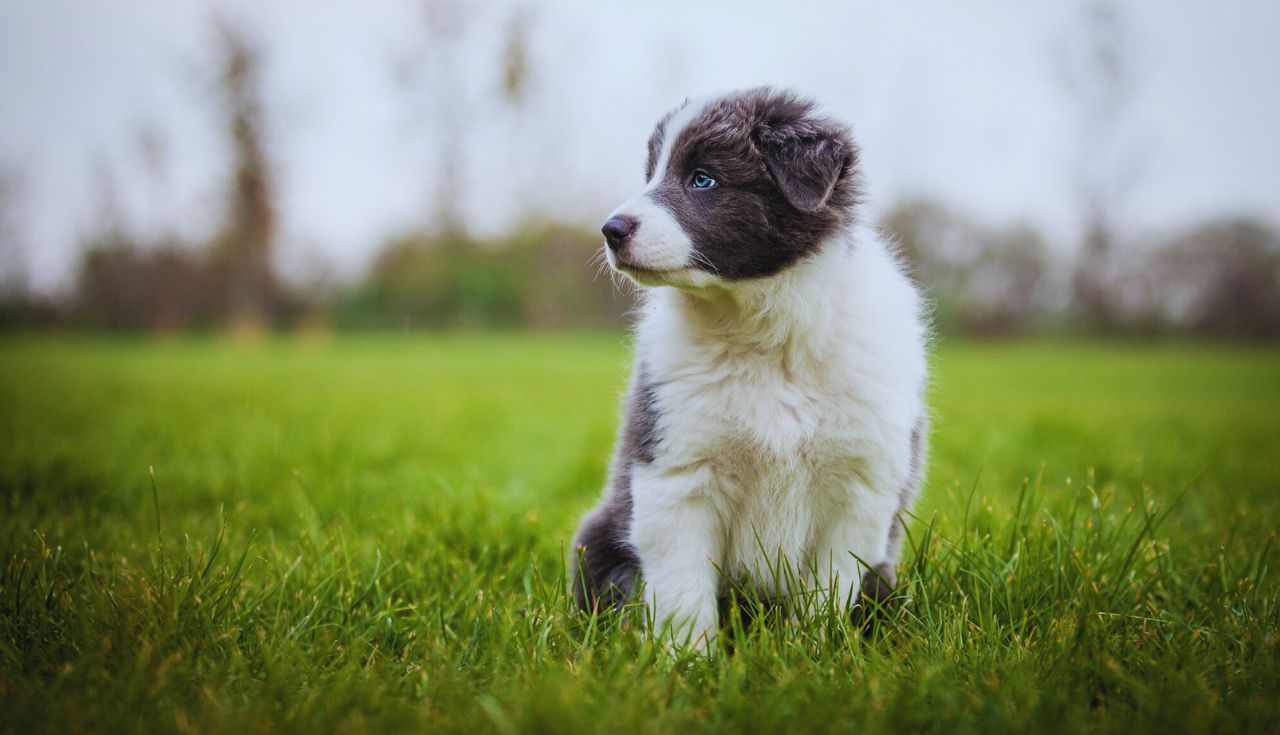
[853,562,899,635]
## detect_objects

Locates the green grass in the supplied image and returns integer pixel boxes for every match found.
[1,334,1278,734]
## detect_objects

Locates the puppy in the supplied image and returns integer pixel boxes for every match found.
[572,88,928,646]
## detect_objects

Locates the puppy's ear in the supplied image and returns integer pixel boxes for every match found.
[752,119,850,213]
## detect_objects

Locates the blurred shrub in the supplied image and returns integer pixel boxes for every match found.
[71,227,310,333]
[882,198,1057,335]
[332,223,629,330]
[1110,218,1280,338]
[74,231,214,330]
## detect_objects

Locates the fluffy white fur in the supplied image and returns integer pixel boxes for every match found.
[626,222,928,646]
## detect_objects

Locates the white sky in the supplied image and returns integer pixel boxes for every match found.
[1,0,1278,290]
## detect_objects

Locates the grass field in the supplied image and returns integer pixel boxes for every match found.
[1,334,1278,734]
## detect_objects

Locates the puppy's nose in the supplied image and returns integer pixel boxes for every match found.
[602,216,636,251]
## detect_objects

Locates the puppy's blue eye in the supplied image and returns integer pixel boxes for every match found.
[690,170,716,189]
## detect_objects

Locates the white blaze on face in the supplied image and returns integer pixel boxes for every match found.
[606,97,713,275]
[605,195,691,272]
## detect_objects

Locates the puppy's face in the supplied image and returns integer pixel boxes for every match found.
[602,88,859,288]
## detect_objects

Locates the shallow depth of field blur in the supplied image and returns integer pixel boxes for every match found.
[1,2,1278,734]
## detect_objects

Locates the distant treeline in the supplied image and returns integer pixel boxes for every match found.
[886,201,1280,339]
[2,204,1277,338]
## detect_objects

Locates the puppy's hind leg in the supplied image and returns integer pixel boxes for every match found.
[572,494,640,614]
[857,415,928,634]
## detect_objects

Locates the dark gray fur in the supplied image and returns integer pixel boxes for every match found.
[622,369,660,465]
[571,370,659,612]
[638,87,862,281]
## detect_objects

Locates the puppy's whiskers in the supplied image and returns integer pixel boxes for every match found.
[587,246,611,282]
[690,249,720,276]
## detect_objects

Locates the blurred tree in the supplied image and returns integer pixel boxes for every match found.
[1054,0,1145,332]
[0,165,53,327]
[495,5,567,226]
[134,123,172,242]
[207,20,280,330]
[69,21,288,332]
[396,0,474,239]
[0,166,25,299]
[499,6,534,109]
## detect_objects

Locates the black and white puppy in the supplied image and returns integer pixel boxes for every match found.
[573,87,928,646]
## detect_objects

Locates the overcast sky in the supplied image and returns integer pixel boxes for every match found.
[1,0,1278,290]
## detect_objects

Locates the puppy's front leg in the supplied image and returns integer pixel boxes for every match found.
[630,466,722,648]
[812,491,898,613]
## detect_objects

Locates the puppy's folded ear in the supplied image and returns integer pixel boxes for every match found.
[752,119,851,213]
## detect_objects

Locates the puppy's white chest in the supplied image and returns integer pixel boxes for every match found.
[659,356,864,579]
[668,352,827,451]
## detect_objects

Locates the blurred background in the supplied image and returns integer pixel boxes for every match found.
[0,0,1277,337]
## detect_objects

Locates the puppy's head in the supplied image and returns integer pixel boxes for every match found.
[601,87,859,288]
